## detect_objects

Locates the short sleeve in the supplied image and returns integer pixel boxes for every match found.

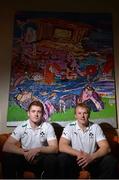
[46,123,57,141]
[11,125,24,141]
[95,124,106,142]
[61,124,71,140]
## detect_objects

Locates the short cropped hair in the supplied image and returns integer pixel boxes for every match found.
[28,100,44,114]
[75,103,90,115]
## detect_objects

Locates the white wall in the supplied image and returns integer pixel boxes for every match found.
[0,0,119,134]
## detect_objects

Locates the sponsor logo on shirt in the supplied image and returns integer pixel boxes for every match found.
[40,131,45,137]
[89,132,94,138]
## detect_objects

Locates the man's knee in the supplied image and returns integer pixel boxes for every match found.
[42,154,58,179]
[58,152,77,169]
[102,154,118,168]
[44,154,57,162]
[58,152,75,160]
[58,153,79,178]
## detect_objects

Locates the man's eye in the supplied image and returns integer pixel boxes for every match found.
[32,110,35,113]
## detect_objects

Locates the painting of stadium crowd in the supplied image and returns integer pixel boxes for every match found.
[7,11,117,127]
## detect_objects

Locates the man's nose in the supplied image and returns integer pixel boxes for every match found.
[82,113,85,117]
[35,112,39,116]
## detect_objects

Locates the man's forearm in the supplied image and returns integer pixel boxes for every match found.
[3,142,24,155]
[91,146,111,160]
[59,144,80,157]
[38,145,58,153]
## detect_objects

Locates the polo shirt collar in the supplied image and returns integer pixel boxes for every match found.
[27,119,42,129]
[76,120,91,132]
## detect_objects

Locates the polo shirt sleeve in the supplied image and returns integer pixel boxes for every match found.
[61,124,71,140]
[95,124,106,142]
[47,123,57,141]
[11,125,24,141]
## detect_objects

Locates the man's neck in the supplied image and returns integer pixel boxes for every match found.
[29,120,42,129]
[78,122,89,131]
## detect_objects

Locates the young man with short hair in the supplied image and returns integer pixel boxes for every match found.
[58,103,118,179]
[2,100,58,179]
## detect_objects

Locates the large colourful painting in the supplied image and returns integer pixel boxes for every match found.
[7,12,117,127]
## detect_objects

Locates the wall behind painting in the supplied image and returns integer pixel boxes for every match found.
[0,0,119,134]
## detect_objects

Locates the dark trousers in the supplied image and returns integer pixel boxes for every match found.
[58,152,118,179]
[2,152,58,179]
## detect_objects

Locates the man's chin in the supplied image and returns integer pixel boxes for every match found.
[33,119,41,124]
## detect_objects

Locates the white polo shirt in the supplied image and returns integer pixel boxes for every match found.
[62,121,106,153]
[11,120,56,149]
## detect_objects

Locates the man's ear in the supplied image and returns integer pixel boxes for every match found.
[27,111,29,117]
[88,112,90,119]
